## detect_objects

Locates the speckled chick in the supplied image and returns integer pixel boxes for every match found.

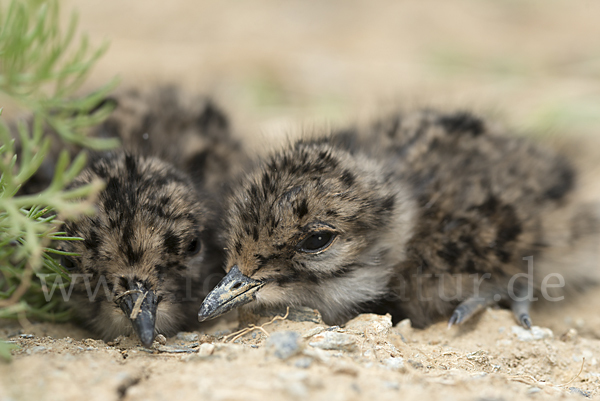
[198,110,600,329]
[18,86,245,197]
[56,88,244,346]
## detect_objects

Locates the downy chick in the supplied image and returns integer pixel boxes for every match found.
[55,88,243,346]
[198,110,600,329]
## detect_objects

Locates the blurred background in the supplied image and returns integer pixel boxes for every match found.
[63,0,600,146]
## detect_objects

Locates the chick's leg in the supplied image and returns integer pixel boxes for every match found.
[510,288,532,329]
[447,292,497,328]
[448,286,533,329]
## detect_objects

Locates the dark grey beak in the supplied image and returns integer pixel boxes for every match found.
[198,265,264,322]
[117,282,158,348]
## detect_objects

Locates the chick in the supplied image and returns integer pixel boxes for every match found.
[18,86,243,197]
[198,110,600,329]
[55,88,242,346]
[93,86,244,194]
[59,152,223,346]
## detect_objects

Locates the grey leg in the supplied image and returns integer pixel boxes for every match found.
[511,298,532,329]
[448,294,495,328]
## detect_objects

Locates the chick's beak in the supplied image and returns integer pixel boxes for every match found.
[198,265,264,322]
[117,282,158,348]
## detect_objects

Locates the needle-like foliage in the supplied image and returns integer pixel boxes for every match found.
[0,0,119,360]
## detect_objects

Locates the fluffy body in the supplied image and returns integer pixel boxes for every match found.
[61,153,223,339]
[224,110,600,328]
[19,86,244,196]
[57,88,243,340]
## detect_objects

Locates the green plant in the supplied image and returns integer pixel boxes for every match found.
[0,0,119,360]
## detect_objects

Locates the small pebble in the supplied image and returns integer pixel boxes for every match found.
[527,387,542,394]
[155,334,167,345]
[19,334,34,339]
[466,350,489,364]
[198,343,215,357]
[345,314,392,336]
[511,326,553,342]
[383,357,406,372]
[309,331,357,352]
[560,329,578,342]
[266,331,301,359]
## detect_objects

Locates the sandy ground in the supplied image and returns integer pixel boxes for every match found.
[2,1,600,400]
[1,307,600,401]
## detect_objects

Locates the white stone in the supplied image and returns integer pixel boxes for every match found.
[511,326,553,341]
[309,331,358,352]
[345,314,393,337]
[383,357,405,371]
[198,343,215,356]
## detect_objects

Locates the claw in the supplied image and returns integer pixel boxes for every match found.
[511,298,532,330]
[448,294,496,328]
[519,314,532,329]
[447,310,462,329]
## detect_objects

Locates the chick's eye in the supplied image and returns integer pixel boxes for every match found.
[298,231,336,253]
[60,255,77,271]
[187,238,202,255]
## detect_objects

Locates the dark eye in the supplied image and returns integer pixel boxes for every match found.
[60,255,77,271]
[187,238,202,255]
[297,231,336,253]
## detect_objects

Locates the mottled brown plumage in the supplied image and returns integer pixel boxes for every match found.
[93,87,245,195]
[199,110,600,329]
[60,152,224,345]
[52,87,244,345]
[18,86,245,197]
